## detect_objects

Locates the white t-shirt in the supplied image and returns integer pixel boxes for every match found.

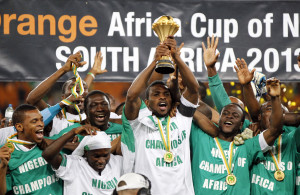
[55,154,122,195]
[51,112,86,137]
[125,96,197,195]
[0,126,15,146]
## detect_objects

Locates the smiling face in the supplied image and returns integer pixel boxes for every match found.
[145,84,172,118]
[62,79,88,114]
[85,148,110,175]
[18,109,44,144]
[219,104,244,137]
[86,93,111,130]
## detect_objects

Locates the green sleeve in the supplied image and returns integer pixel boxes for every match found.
[45,123,82,140]
[208,73,231,113]
[244,136,265,165]
[121,99,147,153]
[6,173,12,192]
[293,125,300,153]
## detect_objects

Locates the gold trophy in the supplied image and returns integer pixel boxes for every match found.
[152,15,180,74]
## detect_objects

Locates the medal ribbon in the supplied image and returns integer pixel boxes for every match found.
[62,62,85,122]
[6,133,35,145]
[157,116,171,151]
[61,107,81,123]
[214,137,234,175]
[269,134,282,171]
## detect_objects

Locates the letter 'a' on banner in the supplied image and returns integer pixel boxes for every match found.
[0,0,300,82]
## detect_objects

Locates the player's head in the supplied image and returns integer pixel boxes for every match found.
[73,131,111,175]
[145,81,172,118]
[259,101,288,130]
[61,77,88,113]
[219,103,245,136]
[13,104,44,144]
[84,90,111,130]
[113,173,151,195]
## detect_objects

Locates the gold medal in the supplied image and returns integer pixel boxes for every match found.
[164,151,174,163]
[226,173,237,185]
[274,169,285,181]
[5,142,15,153]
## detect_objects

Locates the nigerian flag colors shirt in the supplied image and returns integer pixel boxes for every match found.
[190,122,265,195]
[6,143,62,194]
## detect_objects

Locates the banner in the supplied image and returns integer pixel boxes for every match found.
[0,0,300,82]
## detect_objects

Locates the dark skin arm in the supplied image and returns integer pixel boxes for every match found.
[84,51,107,89]
[283,113,300,126]
[42,125,97,169]
[0,146,11,195]
[193,110,219,137]
[124,45,170,120]
[262,78,283,146]
[234,58,261,122]
[26,52,86,110]
[111,136,122,155]
[170,37,199,104]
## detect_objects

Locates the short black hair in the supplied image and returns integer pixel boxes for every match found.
[145,80,168,100]
[62,77,76,94]
[221,103,246,122]
[12,104,38,126]
[84,90,111,112]
[115,102,125,115]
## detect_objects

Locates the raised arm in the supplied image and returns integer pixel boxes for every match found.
[283,113,300,127]
[0,146,11,195]
[234,58,261,122]
[42,125,97,169]
[26,52,86,110]
[124,44,169,120]
[170,37,199,104]
[193,109,219,137]
[203,36,231,113]
[84,51,107,88]
[262,78,283,146]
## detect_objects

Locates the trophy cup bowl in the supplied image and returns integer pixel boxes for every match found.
[152,15,179,74]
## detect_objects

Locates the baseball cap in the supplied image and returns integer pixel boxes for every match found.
[116,173,150,192]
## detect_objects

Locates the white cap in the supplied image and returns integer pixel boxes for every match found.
[72,131,111,156]
[116,173,150,192]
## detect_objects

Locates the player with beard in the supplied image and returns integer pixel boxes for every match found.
[48,90,123,154]
[190,36,284,194]
[121,36,199,195]
[0,104,62,195]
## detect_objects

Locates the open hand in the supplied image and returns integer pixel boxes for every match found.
[91,51,107,75]
[234,58,255,85]
[202,35,220,68]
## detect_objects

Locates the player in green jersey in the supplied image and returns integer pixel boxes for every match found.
[191,36,284,195]
[47,90,123,155]
[234,58,300,194]
[0,104,63,195]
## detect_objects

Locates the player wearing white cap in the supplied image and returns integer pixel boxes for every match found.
[42,126,122,195]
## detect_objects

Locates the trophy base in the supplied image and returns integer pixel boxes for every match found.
[155,60,175,74]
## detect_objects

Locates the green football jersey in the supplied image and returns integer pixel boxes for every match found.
[250,127,300,194]
[47,122,122,142]
[6,144,63,194]
[296,153,300,195]
[190,122,264,195]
